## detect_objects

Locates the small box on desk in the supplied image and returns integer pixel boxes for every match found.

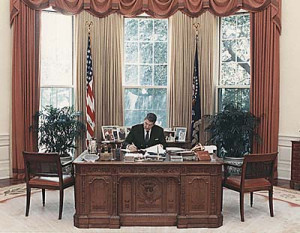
[100,152,113,161]
[195,150,211,161]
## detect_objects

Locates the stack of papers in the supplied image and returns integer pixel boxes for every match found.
[144,145,165,155]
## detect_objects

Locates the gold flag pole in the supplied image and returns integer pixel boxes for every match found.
[86,21,93,48]
[86,21,93,34]
[193,22,200,39]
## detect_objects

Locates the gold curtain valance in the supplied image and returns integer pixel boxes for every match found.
[10,0,281,32]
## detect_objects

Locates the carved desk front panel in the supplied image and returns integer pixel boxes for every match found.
[73,160,223,228]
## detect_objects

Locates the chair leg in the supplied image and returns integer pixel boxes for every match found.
[58,189,64,220]
[250,192,253,207]
[269,189,274,217]
[25,187,31,217]
[42,189,45,206]
[240,192,245,222]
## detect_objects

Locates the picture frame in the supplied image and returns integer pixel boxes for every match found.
[174,127,187,142]
[117,127,127,140]
[102,126,118,141]
[164,129,175,142]
[125,127,131,137]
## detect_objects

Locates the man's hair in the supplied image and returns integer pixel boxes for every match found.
[145,113,157,123]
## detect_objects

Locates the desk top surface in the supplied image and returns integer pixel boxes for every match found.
[73,150,223,165]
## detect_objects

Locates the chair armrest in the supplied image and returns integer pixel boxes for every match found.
[61,160,73,167]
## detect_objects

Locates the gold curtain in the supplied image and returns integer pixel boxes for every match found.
[75,12,123,153]
[169,11,216,143]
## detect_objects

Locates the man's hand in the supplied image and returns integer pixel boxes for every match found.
[128,144,138,152]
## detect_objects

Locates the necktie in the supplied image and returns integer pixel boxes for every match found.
[145,131,150,142]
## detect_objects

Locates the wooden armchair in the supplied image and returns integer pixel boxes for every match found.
[23,151,75,219]
[223,152,277,222]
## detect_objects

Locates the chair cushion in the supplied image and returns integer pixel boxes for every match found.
[225,176,272,190]
[29,175,74,187]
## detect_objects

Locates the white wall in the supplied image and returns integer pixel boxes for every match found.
[0,0,298,180]
[278,0,300,179]
[0,0,11,179]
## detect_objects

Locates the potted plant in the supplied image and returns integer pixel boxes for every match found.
[205,103,260,161]
[34,105,85,158]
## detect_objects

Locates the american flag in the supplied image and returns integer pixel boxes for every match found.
[86,34,95,146]
[191,43,201,147]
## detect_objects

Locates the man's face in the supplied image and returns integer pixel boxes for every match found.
[143,119,154,131]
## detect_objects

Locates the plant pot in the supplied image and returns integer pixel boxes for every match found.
[224,156,244,176]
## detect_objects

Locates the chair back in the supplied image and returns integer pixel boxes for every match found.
[241,152,277,182]
[23,152,63,183]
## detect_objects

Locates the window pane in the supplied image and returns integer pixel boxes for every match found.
[125,42,138,63]
[41,12,73,86]
[139,20,153,41]
[40,87,73,109]
[220,62,236,85]
[139,42,153,63]
[124,88,139,110]
[218,88,250,111]
[154,42,167,64]
[124,88,167,127]
[125,19,138,41]
[140,65,153,85]
[154,65,167,86]
[236,38,250,62]
[221,40,236,62]
[237,65,250,85]
[125,65,138,85]
[154,20,168,41]
[221,16,236,40]
[237,14,250,38]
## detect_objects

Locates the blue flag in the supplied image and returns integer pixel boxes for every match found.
[191,44,201,147]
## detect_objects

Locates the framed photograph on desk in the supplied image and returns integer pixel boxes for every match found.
[102,126,118,141]
[117,127,126,140]
[175,127,187,142]
[164,129,175,142]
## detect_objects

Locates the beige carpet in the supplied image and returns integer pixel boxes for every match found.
[0,184,40,203]
[257,186,300,207]
[0,186,299,232]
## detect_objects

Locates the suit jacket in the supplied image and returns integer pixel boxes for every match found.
[122,124,166,149]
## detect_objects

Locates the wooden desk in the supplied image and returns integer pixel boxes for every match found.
[73,155,223,228]
[166,141,191,149]
[291,141,300,189]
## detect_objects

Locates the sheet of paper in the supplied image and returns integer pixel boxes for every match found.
[144,145,165,154]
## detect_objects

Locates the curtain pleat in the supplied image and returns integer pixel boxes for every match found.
[250,4,280,154]
[75,12,123,153]
[11,0,280,24]
[169,11,216,143]
[11,1,40,179]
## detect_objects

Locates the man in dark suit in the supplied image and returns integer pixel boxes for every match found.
[122,113,166,152]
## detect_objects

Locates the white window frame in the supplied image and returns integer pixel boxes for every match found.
[40,9,75,109]
[216,12,251,112]
[122,16,169,127]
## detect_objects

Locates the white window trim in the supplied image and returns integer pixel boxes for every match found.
[122,17,169,127]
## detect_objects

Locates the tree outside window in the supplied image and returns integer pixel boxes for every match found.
[218,13,250,111]
[123,18,168,127]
